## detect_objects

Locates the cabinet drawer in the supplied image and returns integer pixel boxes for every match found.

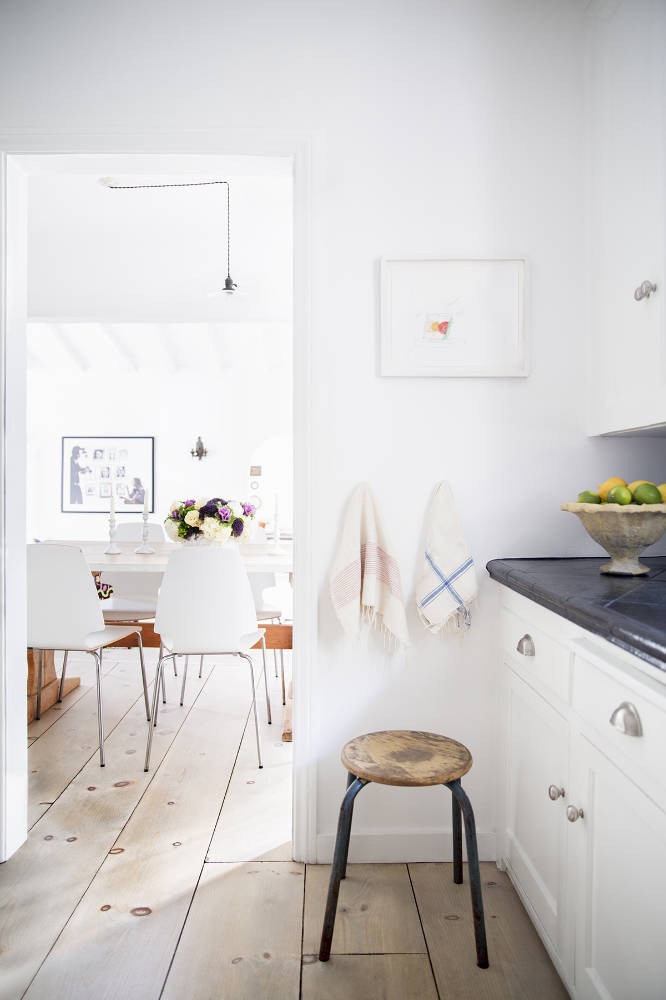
[501,609,571,703]
[573,654,666,791]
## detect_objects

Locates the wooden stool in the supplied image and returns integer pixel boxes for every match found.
[318,730,489,968]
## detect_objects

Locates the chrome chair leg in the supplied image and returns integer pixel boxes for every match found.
[58,650,69,703]
[145,654,172,771]
[161,665,167,703]
[261,635,272,725]
[199,654,204,678]
[36,650,43,720]
[239,652,263,768]
[90,649,105,767]
[180,655,189,706]
[135,632,150,722]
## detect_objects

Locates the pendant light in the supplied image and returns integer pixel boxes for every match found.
[101,177,237,294]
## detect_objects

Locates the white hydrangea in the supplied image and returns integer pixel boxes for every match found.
[184,509,201,528]
[216,522,232,544]
[201,517,232,544]
[164,517,180,541]
[194,498,208,510]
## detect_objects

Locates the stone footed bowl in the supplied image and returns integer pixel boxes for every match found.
[561,502,666,575]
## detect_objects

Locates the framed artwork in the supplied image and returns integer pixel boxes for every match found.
[380,257,527,377]
[61,436,154,513]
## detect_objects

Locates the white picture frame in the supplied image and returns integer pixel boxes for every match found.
[380,257,527,377]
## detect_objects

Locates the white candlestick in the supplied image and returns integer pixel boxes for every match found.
[104,510,121,555]
[110,492,115,516]
[143,494,149,515]
[135,511,155,554]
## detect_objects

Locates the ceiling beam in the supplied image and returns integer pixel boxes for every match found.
[99,324,139,372]
[51,324,89,372]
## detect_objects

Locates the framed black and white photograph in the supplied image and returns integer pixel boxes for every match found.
[61,436,154,513]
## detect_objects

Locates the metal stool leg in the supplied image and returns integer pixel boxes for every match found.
[446,779,489,969]
[341,771,357,879]
[452,793,463,884]
[58,651,69,703]
[319,777,368,962]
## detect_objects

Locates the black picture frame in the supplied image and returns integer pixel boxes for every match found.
[61,436,155,514]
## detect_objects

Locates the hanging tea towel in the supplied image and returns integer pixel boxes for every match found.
[329,483,409,647]
[416,481,478,632]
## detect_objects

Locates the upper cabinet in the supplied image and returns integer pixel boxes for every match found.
[587,0,666,436]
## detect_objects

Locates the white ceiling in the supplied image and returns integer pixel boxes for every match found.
[27,321,291,374]
[25,154,293,324]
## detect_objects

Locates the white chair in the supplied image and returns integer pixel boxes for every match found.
[27,544,151,766]
[102,520,165,623]
[249,572,286,704]
[145,545,271,772]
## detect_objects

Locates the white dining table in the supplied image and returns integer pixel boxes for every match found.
[47,540,293,577]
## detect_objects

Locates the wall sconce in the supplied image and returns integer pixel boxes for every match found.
[191,436,207,460]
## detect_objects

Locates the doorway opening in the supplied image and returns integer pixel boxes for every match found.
[23,152,295,860]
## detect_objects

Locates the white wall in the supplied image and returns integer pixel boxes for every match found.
[3,0,666,862]
[27,326,293,540]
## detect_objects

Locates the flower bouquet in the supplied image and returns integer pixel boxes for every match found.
[165,497,256,544]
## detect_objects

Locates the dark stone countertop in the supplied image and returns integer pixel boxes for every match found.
[486,557,666,672]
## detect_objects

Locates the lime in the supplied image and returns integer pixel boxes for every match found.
[632,482,662,505]
[607,485,632,505]
[577,491,601,504]
[598,477,626,501]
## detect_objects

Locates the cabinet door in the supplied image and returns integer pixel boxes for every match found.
[588,0,666,434]
[505,670,569,968]
[570,734,666,1000]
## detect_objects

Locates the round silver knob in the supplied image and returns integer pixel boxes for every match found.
[548,784,565,801]
[566,805,584,823]
[516,634,535,656]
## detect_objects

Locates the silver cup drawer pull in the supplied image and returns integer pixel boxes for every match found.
[609,701,643,738]
[548,784,565,801]
[566,805,584,823]
[516,634,535,656]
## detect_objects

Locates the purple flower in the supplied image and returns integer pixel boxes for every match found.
[218,506,232,522]
[241,502,255,517]
[209,497,227,506]
[231,517,244,537]
[199,502,219,519]
[184,499,195,508]
[170,509,180,520]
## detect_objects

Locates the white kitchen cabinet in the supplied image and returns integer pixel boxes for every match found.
[505,671,570,972]
[498,586,666,999]
[570,733,666,1000]
[587,0,666,435]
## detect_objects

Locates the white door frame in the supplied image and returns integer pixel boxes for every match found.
[0,130,317,863]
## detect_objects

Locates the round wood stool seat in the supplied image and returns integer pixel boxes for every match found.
[341,730,473,787]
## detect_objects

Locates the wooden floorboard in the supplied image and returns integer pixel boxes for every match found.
[23,663,252,1000]
[0,660,215,1000]
[409,862,569,1000]
[28,667,146,828]
[301,954,439,1000]
[162,862,304,1000]
[207,669,292,863]
[6,645,570,1000]
[27,650,120,740]
[302,863,426,957]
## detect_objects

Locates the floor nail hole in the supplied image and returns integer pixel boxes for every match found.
[445,914,460,921]
[263,952,271,959]
[43,835,54,841]
[66,836,77,843]
[167,801,175,806]
[113,780,132,787]
[86,786,97,792]
[246,780,255,785]
[130,907,152,917]
[100,904,111,911]
[172,841,182,847]
[109,847,124,855]
[231,957,243,965]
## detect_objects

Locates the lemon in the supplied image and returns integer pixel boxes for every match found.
[577,491,601,504]
[607,485,632,505]
[659,484,666,503]
[632,483,662,505]
[628,480,654,493]
[598,477,626,501]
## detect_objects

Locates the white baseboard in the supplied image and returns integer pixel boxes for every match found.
[315,827,497,864]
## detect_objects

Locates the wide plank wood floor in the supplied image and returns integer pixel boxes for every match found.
[0,648,567,999]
